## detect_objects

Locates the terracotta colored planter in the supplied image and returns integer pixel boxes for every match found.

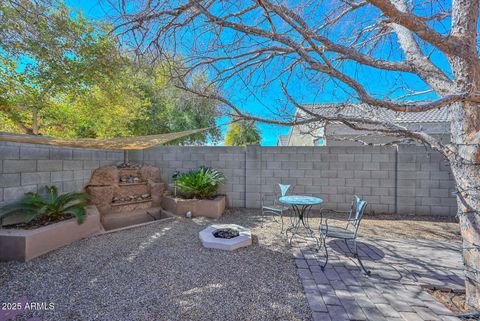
[0,206,102,262]
[161,195,226,219]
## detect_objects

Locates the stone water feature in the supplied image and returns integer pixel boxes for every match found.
[86,163,172,230]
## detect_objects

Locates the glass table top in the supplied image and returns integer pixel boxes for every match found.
[279,195,323,205]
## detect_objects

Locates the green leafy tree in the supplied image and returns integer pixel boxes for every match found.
[224,120,261,146]
[57,59,221,143]
[0,1,220,145]
[129,62,221,144]
[51,65,147,138]
[0,0,122,134]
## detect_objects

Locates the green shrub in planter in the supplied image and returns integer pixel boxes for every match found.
[173,167,226,199]
[0,186,91,226]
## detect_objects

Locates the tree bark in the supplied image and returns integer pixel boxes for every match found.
[452,161,480,309]
[448,0,480,308]
[32,109,39,135]
[450,101,480,310]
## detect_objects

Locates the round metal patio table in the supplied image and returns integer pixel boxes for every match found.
[279,195,323,248]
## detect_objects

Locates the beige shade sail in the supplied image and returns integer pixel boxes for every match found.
[0,128,210,150]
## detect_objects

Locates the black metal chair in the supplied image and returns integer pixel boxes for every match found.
[318,195,370,275]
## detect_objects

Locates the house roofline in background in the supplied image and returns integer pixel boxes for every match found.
[297,103,450,124]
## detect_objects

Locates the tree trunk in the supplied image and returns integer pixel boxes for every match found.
[452,162,480,309]
[449,0,480,307]
[32,109,39,135]
[449,99,480,309]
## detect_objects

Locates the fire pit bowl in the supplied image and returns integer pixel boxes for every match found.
[213,228,240,239]
[199,224,252,251]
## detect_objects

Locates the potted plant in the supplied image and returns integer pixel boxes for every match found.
[0,186,102,261]
[162,167,227,219]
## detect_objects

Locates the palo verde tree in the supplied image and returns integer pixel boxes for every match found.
[114,0,478,306]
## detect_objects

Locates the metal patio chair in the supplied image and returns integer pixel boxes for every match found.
[261,184,292,233]
[318,195,370,275]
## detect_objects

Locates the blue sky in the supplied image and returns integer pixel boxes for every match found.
[65,0,445,145]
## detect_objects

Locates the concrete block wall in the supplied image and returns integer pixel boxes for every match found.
[0,141,456,216]
[396,145,457,216]
[127,146,246,207]
[254,146,397,214]
[128,145,458,216]
[0,141,123,207]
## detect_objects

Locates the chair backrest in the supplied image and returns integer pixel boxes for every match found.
[263,184,291,207]
[278,184,291,197]
[347,195,368,235]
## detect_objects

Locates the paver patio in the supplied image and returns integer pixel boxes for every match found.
[295,237,464,321]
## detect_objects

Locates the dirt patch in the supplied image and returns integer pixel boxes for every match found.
[307,212,460,241]
[2,213,73,230]
[427,288,479,320]
[359,214,460,241]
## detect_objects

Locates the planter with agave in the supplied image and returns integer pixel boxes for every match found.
[0,186,102,261]
[161,167,227,219]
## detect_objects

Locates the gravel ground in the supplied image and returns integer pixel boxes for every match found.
[0,209,311,321]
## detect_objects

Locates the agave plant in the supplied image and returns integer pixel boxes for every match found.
[173,167,226,199]
[0,186,91,225]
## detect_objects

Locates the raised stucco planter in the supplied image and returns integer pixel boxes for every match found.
[161,195,226,219]
[0,205,102,262]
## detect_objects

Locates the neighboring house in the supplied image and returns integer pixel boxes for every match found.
[277,135,289,146]
[278,103,451,146]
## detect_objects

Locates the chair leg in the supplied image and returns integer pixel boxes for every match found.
[288,216,301,246]
[346,239,371,275]
[320,235,329,271]
[280,212,284,234]
[270,211,283,234]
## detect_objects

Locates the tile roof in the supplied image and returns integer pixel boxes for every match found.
[300,103,450,124]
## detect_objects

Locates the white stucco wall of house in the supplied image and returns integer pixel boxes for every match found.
[282,122,450,146]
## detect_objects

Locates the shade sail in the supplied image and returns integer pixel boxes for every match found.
[0,128,209,150]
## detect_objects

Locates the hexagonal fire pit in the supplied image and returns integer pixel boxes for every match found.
[199,224,252,251]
